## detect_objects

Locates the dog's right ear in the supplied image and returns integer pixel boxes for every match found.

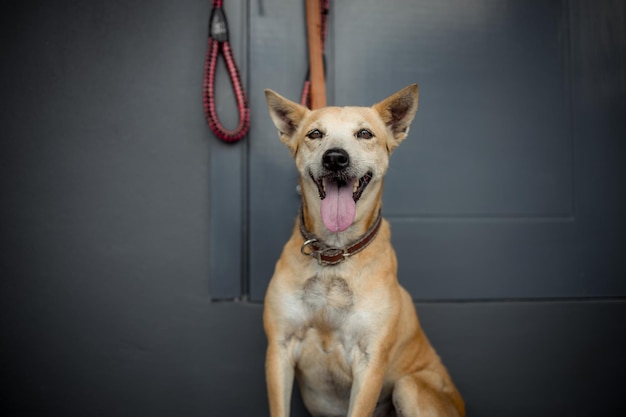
[265,89,309,154]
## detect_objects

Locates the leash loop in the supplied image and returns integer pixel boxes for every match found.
[203,0,250,142]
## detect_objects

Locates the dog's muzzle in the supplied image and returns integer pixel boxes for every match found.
[309,148,373,233]
[310,148,373,203]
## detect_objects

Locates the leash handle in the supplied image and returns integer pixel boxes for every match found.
[203,0,250,143]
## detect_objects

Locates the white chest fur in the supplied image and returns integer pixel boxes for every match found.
[277,272,376,416]
[279,272,372,364]
[301,274,354,329]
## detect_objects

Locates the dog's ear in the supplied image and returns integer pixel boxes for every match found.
[265,89,310,153]
[372,84,419,153]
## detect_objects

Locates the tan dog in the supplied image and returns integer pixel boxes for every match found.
[263,85,465,417]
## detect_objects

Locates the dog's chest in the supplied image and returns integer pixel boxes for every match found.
[282,273,373,414]
[284,273,369,362]
[301,274,354,328]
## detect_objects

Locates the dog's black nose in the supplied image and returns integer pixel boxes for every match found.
[322,148,350,171]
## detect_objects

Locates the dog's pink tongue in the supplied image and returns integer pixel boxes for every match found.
[321,179,356,232]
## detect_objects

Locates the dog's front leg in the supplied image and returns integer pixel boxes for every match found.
[265,341,295,417]
[346,351,387,417]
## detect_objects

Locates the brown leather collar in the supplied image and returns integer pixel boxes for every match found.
[299,208,383,266]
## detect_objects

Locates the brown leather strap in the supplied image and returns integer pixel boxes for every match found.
[306,0,326,109]
[299,209,382,266]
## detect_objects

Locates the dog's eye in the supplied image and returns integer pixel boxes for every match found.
[356,129,374,140]
[307,129,324,140]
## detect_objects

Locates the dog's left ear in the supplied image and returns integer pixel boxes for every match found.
[372,84,419,153]
[265,89,310,154]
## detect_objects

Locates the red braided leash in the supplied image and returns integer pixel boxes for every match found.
[203,0,250,143]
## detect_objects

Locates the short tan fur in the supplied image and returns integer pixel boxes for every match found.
[264,85,464,417]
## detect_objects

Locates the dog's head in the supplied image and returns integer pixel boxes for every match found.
[265,84,419,233]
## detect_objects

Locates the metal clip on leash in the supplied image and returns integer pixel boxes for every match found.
[203,0,250,143]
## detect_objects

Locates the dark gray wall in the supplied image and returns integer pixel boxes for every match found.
[2,1,625,416]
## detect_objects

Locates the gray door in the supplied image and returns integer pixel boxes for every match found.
[210,0,625,302]
[208,2,626,411]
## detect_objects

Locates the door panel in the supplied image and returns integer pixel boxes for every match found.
[210,0,625,302]
[393,220,579,299]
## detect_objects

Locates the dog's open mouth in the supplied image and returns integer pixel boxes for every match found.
[310,172,373,203]
[309,171,373,232]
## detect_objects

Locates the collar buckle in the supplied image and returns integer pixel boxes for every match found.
[298,209,383,267]
[301,238,349,266]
